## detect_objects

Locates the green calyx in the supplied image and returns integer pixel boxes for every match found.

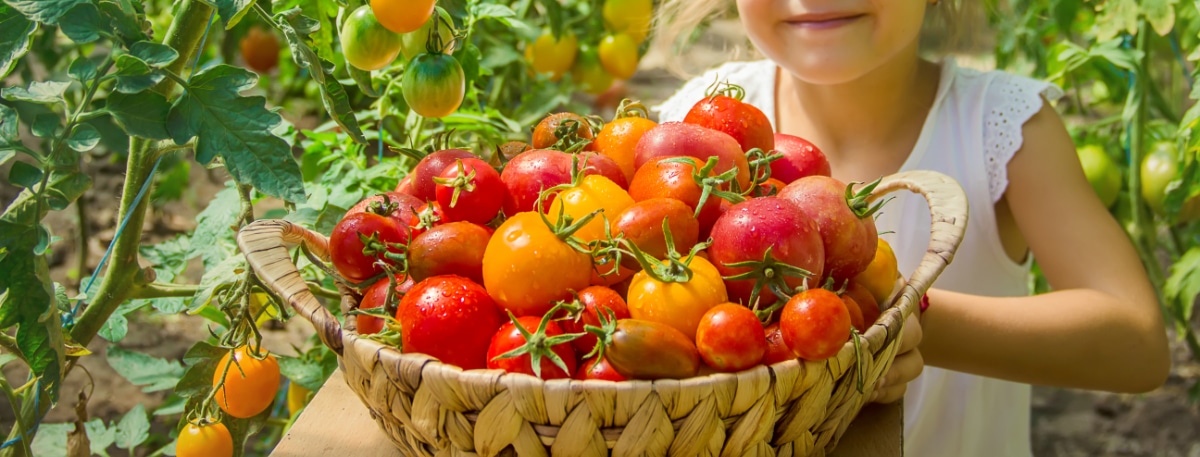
[364,193,402,217]
[533,171,603,249]
[720,246,813,323]
[703,78,747,101]
[586,217,629,279]
[410,204,442,232]
[430,159,475,208]
[620,218,710,284]
[582,307,620,360]
[491,304,586,379]
[614,98,650,119]
[740,148,786,197]
[550,118,595,153]
[661,156,745,218]
[845,177,890,219]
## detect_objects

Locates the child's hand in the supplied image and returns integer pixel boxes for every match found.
[870,313,923,403]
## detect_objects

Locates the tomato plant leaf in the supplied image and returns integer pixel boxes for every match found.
[2,80,71,104]
[190,184,238,270]
[471,3,516,21]
[84,418,116,455]
[33,113,62,138]
[66,123,101,152]
[0,4,36,78]
[58,2,103,44]
[106,91,172,140]
[537,0,566,41]
[0,227,65,398]
[0,150,13,168]
[1165,247,1200,334]
[98,307,129,342]
[153,394,187,416]
[96,0,148,46]
[189,255,246,311]
[106,346,185,392]
[1142,0,1177,36]
[114,404,150,450]
[277,9,366,144]
[174,345,221,398]
[1163,150,1198,218]
[226,400,273,457]
[113,54,164,94]
[30,423,71,457]
[68,56,97,82]
[457,43,483,88]
[130,41,179,67]
[41,171,91,214]
[152,157,190,203]
[0,103,18,146]
[4,0,89,24]
[276,353,335,391]
[134,235,193,313]
[166,65,306,203]
[8,160,42,188]
[1095,0,1138,41]
[208,0,255,29]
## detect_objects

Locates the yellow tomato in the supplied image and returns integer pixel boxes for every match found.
[546,175,635,243]
[176,421,233,457]
[602,0,653,42]
[526,32,578,80]
[853,238,900,305]
[287,382,311,416]
[598,34,639,80]
[627,256,728,341]
[572,46,615,95]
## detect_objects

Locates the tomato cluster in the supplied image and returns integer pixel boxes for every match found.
[328,86,902,381]
[526,0,652,97]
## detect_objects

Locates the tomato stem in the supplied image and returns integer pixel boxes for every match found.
[430,160,476,208]
[661,156,744,218]
[845,178,890,219]
[720,246,813,322]
[613,99,650,119]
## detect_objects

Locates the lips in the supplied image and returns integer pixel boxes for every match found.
[785,12,865,29]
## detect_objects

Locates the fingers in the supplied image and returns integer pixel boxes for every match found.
[870,348,924,404]
[897,313,923,354]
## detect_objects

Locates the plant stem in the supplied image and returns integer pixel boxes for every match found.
[74,200,88,289]
[134,283,201,299]
[0,376,33,457]
[0,333,20,363]
[1127,22,1168,291]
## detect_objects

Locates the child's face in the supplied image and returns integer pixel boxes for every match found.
[736,0,929,85]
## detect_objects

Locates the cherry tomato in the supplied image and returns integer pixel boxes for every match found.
[781,289,851,361]
[402,52,465,118]
[400,7,455,60]
[433,158,504,224]
[761,323,794,365]
[852,237,900,305]
[399,275,504,370]
[500,149,626,216]
[345,191,423,233]
[771,133,831,183]
[633,122,752,193]
[370,0,435,34]
[575,356,627,381]
[408,149,476,202]
[696,303,767,372]
[1077,144,1121,208]
[482,212,594,317]
[843,281,879,332]
[546,174,634,243]
[590,318,700,380]
[408,222,491,283]
[487,315,578,379]
[627,256,728,340]
[602,0,653,42]
[779,176,879,282]
[407,201,445,238]
[598,34,639,80]
[329,212,407,283]
[840,294,866,334]
[176,421,233,457]
[526,32,578,80]
[213,346,281,419]
[683,88,774,155]
[240,26,280,74]
[628,156,727,237]
[532,112,595,151]
[357,275,414,335]
[708,197,824,307]
[558,286,631,354]
[594,104,657,182]
[612,197,699,262]
[340,5,402,71]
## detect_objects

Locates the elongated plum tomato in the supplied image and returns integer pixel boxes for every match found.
[627,256,728,340]
[213,346,280,418]
[408,149,475,203]
[575,356,627,381]
[357,276,415,335]
[781,288,851,361]
[696,303,767,372]
[399,275,504,369]
[434,158,505,225]
[557,286,631,354]
[500,150,625,216]
[591,319,700,380]
[329,212,408,283]
[779,176,879,281]
[634,122,750,190]
[598,34,639,80]
[370,0,435,34]
[407,222,491,283]
[400,7,455,61]
[683,91,774,155]
[546,175,634,243]
[482,212,593,317]
[402,52,465,118]
[708,197,824,306]
[340,5,402,71]
[770,133,831,183]
[613,198,699,263]
[176,421,233,457]
[486,316,578,379]
[595,114,657,182]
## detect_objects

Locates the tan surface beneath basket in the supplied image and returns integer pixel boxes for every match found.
[270,370,903,457]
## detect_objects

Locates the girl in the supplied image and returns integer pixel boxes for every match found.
[649,1,1172,455]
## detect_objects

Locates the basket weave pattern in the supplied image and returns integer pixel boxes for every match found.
[238,170,968,457]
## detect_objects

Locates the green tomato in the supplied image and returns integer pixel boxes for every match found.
[402,53,465,118]
[1140,141,1178,215]
[340,5,402,71]
[1076,144,1122,208]
[571,45,613,95]
[400,7,456,61]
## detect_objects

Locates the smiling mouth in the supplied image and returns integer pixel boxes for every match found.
[786,13,865,29]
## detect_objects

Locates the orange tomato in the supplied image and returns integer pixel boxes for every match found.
[852,237,900,305]
[594,115,657,182]
[176,421,233,457]
[482,212,594,317]
[546,175,635,243]
[240,26,280,73]
[370,0,436,34]
[212,345,281,419]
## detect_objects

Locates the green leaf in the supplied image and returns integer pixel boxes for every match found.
[277,354,331,391]
[190,184,239,270]
[32,113,61,138]
[278,12,366,144]
[113,54,164,94]
[1165,247,1200,333]
[67,123,101,152]
[211,0,255,29]
[69,56,98,82]
[457,44,482,89]
[98,301,141,342]
[59,2,103,43]
[0,103,18,145]
[4,0,89,24]
[189,255,246,312]
[0,150,13,167]
[135,235,193,313]
[480,45,520,70]
[106,91,172,140]
[0,226,64,398]
[97,0,147,46]
[41,171,91,213]
[130,41,179,67]
[166,65,306,203]
[30,423,71,457]
[0,353,16,367]
[1095,0,1138,40]
[151,158,191,203]
[154,394,187,416]
[1142,0,1176,36]
[106,345,186,392]
[2,80,71,104]
[226,401,274,457]
[175,342,223,398]
[84,418,116,454]
[8,160,42,188]
[0,5,36,78]
[114,404,150,450]
[348,65,380,98]
[538,0,566,41]
[471,3,515,20]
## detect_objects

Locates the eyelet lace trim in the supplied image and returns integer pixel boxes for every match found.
[984,74,1064,202]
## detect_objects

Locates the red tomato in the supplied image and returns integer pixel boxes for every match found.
[395,174,415,195]
[487,315,579,379]
[781,289,851,361]
[345,192,423,232]
[683,89,774,154]
[612,198,699,263]
[558,286,631,354]
[840,294,867,334]
[628,156,727,237]
[708,197,824,307]
[434,158,505,224]
[407,201,445,238]
[575,356,627,381]
[695,303,767,372]
[357,276,414,335]
[779,176,880,282]
[770,133,831,183]
[409,149,476,202]
[399,275,504,369]
[499,149,626,216]
[407,222,491,283]
[761,323,794,365]
[329,212,408,283]
[844,280,881,330]
[633,122,751,190]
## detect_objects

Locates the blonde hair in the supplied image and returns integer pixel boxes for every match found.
[649,0,987,78]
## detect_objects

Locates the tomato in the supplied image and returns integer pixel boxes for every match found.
[395,174,415,195]
[399,275,504,370]
[487,315,579,379]
[496,141,532,164]
[408,149,476,202]
[357,275,414,334]
[240,26,280,74]
[683,87,774,155]
[482,212,594,317]
[627,255,728,340]
[602,0,653,42]
[526,32,578,80]
[598,34,639,80]
[634,122,751,190]
[761,323,794,365]
[433,158,505,224]
[781,289,851,361]
[573,45,615,95]
[340,5,402,71]
[779,176,880,282]
[407,222,491,283]
[852,237,899,305]
[840,294,866,334]
[708,197,824,307]
[402,52,465,118]
[176,421,233,457]
[286,382,311,416]
[213,345,281,418]
[843,281,878,332]
[695,303,767,372]
[594,103,657,182]
[407,201,445,238]
[329,212,408,283]
[558,286,631,354]
[1077,144,1121,208]
[532,112,595,151]
[370,0,435,34]
[770,133,831,183]
[575,356,627,381]
[500,150,626,216]
[400,7,455,60]
[1141,141,1179,215]
[546,175,634,243]
[613,198,699,263]
[345,191,423,233]
[628,156,729,238]
[589,318,700,379]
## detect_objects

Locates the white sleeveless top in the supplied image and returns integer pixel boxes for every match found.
[653,59,1064,457]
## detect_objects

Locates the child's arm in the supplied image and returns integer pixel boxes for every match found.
[919,100,1171,394]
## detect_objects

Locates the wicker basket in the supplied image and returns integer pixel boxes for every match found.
[237,170,967,457]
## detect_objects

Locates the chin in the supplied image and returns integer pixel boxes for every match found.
[772,53,875,86]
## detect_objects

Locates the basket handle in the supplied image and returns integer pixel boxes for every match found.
[868,170,968,347]
[237,219,345,355]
